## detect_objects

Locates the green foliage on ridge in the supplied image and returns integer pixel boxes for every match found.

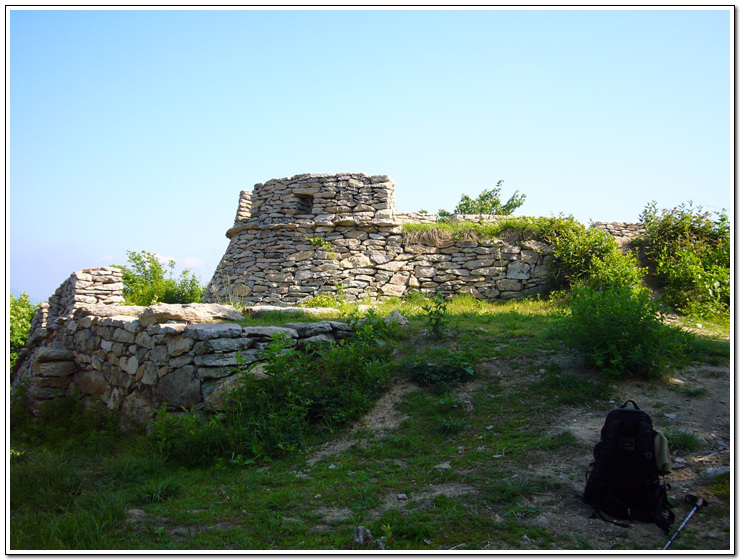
[639,201,730,318]
[438,180,526,218]
[113,250,204,306]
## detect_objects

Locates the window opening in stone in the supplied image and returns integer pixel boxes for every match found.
[296,194,314,214]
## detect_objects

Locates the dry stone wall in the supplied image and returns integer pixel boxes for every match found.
[14,175,646,428]
[205,173,561,305]
[12,267,125,410]
[592,221,645,239]
[13,268,354,429]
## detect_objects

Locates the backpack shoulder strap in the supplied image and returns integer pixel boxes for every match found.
[590,510,632,529]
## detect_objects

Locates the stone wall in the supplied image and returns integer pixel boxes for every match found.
[591,221,645,239]
[66,304,352,429]
[13,268,354,429]
[205,173,562,305]
[205,173,646,306]
[12,267,125,405]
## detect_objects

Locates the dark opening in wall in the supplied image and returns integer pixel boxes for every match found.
[296,194,314,214]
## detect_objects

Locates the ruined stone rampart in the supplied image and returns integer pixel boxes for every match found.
[205,173,562,305]
[13,174,646,428]
[205,173,645,306]
[13,268,353,429]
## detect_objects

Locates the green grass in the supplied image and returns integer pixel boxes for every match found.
[10,294,730,551]
[665,429,704,453]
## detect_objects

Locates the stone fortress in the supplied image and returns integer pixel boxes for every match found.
[13,172,644,428]
[204,172,643,305]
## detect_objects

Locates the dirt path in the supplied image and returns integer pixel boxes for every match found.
[308,353,731,551]
[527,360,730,550]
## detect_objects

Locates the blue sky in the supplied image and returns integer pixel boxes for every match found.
[7,8,732,303]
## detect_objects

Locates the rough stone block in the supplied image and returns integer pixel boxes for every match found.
[156,366,201,409]
[506,262,531,279]
[167,336,195,357]
[75,370,108,395]
[184,323,243,340]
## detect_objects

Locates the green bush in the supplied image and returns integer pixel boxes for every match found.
[10,292,38,373]
[547,227,621,290]
[640,202,730,317]
[114,250,204,306]
[421,293,450,337]
[438,181,526,218]
[151,324,396,466]
[655,247,730,317]
[403,352,475,393]
[580,249,646,292]
[560,285,680,379]
[225,329,394,460]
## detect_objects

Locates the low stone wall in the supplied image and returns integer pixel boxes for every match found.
[206,225,553,305]
[67,304,352,429]
[12,267,125,394]
[13,268,354,430]
[592,221,645,239]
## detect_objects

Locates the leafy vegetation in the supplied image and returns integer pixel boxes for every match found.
[438,181,526,218]
[9,292,729,551]
[402,351,475,393]
[559,284,680,379]
[10,292,38,373]
[9,198,730,551]
[152,318,397,467]
[639,202,730,318]
[421,293,450,337]
[113,250,205,306]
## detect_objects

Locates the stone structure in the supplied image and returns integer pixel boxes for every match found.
[13,267,125,406]
[12,268,353,429]
[205,173,560,305]
[592,221,646,240]
[13,175,647,428]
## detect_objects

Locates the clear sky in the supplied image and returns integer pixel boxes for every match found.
[7,7,733,303]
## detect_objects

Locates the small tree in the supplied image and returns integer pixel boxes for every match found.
[439,181,526,218]
[114,250,204,306]
[10,293,38,373]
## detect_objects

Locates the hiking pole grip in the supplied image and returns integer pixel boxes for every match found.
[662,495,708,550]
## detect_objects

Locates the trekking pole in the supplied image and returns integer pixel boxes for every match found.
[662,494,708,550]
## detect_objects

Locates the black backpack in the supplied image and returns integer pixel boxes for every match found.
[583,400,675,533]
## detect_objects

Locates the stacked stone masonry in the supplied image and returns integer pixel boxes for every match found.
[14,173,646,428]
[205,173,644,306]
[13,268,354,429]
[205,173,573,305]
[591,221,646,239]
[13,267,126,408]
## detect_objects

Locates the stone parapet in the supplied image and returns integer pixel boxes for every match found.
[14,288,354,429]
[592,221,645,239]
[12,267,125,389]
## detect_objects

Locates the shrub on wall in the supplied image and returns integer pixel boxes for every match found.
[546,226,623,290]
[437,181,526,219]
[114,250,204,306]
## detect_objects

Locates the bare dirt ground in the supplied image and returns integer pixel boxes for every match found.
[308,352,732,551]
